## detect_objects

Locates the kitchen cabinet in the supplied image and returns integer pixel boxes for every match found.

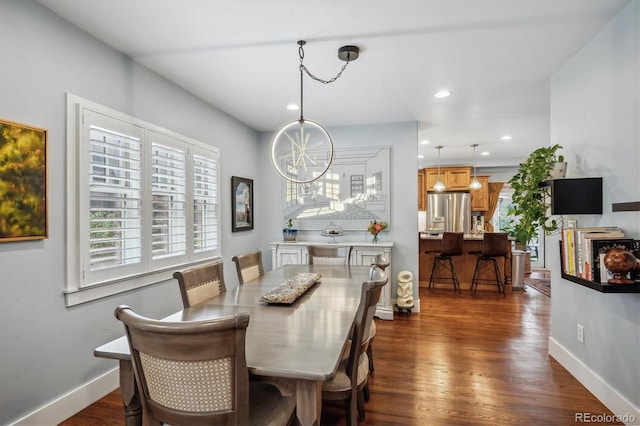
[424,166,471,191]
[418,169,426,210]
[470,175,490,211]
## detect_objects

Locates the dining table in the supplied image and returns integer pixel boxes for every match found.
[94,263,371,426]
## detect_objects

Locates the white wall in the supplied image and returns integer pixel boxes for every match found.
[549,0,640,418]
[258,122,420,306]
[0,2,262,424]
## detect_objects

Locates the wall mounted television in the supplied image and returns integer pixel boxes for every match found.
[543,177,603,215]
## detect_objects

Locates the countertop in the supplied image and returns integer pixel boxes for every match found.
[419,232,486,240]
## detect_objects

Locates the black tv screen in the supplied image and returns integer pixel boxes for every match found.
[548,178,602,215]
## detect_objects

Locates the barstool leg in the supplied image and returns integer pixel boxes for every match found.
[428,257,440,291]
[491,258,506,297]
[448,257,462,295]
[471,258,482,294]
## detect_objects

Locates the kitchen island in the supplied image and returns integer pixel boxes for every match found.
[419,233,512,292]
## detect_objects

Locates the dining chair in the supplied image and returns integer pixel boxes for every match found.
[231,250,264,284]
[114,305,296,426]
[322,265,388,426]
[366,253,390,375]
[470,232,509,296]
[307,245,353,265]
[172,261,226,308]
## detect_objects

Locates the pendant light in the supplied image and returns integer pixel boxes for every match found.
[434,146,445,191]
[470,143,481,189]
[271,40,359,184]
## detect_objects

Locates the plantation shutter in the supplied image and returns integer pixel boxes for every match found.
[192,150,219,253]
[87,119,143,282]
[151,138,187,260]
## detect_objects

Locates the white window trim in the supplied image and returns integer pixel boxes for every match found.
[65,94,221,306]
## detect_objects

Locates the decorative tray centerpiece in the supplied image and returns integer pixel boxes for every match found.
[321,222,344,243]
[259,272,321,304]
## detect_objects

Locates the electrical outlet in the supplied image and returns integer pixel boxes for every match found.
[577,324,584,344]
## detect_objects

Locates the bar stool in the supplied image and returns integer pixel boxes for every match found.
[470,232,509,296]
[425,232,464,294]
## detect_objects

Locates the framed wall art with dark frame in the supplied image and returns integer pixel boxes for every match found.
[231,176,253,232]
[0,118,48,242]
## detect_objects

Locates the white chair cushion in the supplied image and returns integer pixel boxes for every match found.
[322,353,369,392]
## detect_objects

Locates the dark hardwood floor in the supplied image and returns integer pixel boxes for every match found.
[61,285,621,425]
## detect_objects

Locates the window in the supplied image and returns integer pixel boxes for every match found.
[65,94,220,306]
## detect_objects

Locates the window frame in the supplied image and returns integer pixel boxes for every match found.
[65,94,221,306]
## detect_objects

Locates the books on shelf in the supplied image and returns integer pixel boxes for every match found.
[561,227,630,281]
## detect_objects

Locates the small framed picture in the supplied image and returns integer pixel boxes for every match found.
[231,176,253,232]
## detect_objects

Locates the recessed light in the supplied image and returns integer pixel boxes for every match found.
[286,103,300,111]
[481,151,490,156]
[500,135,512,141]
[418,154,424,159]
[420,140,430,145]
[434,90,452,99]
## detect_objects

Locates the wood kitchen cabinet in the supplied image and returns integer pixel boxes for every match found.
[418,169,426,210]
[470,175,490,211]
[424,166,471,191]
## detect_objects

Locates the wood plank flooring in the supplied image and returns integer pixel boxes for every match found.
[60,287,620,425]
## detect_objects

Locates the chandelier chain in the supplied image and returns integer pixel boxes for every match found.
[299,44,351,84]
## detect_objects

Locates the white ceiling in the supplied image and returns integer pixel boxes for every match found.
[38,0,629,168]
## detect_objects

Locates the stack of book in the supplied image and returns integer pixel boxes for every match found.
[561,227,634,283]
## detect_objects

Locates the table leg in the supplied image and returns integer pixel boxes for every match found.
[295,380,322,426]
[119,360,142,426]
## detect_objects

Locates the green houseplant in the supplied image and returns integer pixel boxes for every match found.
[504,144,564,247]
[283,218,297,241]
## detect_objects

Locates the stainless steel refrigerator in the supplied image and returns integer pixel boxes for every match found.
[426,192,471,234]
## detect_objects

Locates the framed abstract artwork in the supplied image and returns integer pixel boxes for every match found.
[0,118,48,242]
[231,176,253,232]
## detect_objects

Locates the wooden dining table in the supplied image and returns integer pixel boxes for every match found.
[94,263,370,426]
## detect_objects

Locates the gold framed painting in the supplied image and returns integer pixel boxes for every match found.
[0,118,48,242]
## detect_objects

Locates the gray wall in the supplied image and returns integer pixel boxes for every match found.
[0,2,262,423]
[549,0,640,411]
[258,122,420,300]
[0,2,420,423]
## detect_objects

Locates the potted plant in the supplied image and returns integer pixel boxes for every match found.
[504,144,564,248]
[283,218,297,242]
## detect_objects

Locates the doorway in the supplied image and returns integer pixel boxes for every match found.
[489,192,545,269]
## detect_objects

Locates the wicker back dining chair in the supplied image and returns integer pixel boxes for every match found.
[307,245,353,266]
[231,250,264,284]
[173,261,226,308]
[114,306,296,426]
[322,265,388,426]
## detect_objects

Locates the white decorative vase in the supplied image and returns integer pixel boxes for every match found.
[549,162,567,179]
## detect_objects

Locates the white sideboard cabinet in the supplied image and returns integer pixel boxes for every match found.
[269,241,394,320]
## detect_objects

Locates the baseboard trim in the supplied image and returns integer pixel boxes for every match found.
[549,337,640,425]
[10,368,119,426]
